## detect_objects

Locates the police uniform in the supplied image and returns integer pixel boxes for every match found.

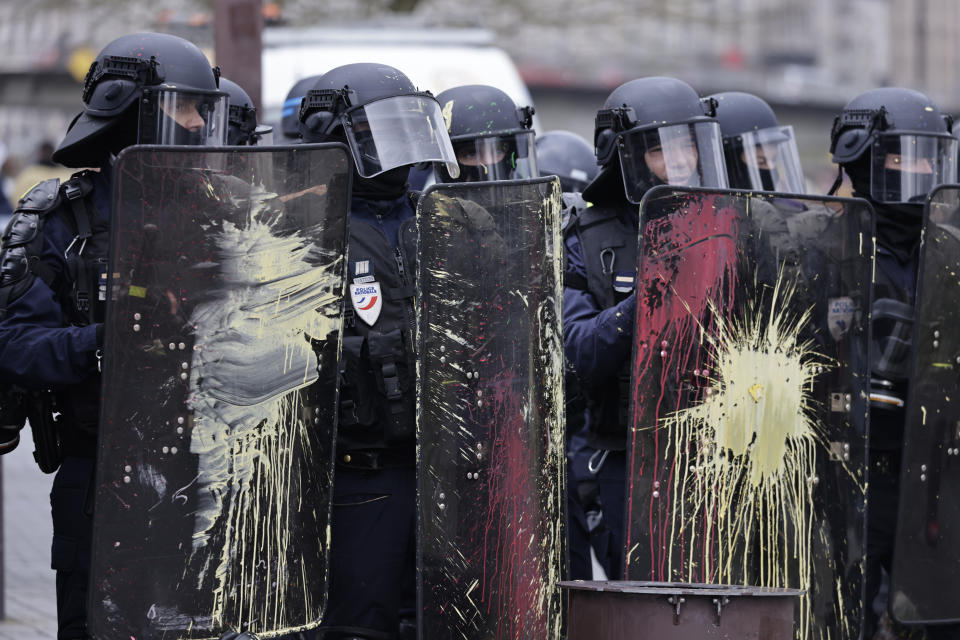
[562,183,638,580]
[0,170,111,639]
[322,192,419,640]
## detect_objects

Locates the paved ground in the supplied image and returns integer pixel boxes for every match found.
[0,427,58,639]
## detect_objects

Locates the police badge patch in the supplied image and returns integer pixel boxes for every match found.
[827,296,855,341]
[351,282,382,325]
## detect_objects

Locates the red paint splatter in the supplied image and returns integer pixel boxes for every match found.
[625,193,741,581]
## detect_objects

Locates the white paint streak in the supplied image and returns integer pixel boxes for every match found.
[184,191,339,630]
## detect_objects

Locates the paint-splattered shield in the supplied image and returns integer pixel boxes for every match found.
[416,177,566,640]
[623,188,874,640]
[889,184,960,625]
[90,144,350,640]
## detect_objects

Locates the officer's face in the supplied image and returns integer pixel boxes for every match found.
[645,137,699,184]
[884,153,933,174]
[456,145,505,168]
[161,98,206,132]
[743,145,775,170]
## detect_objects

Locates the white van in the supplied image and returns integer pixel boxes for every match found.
[261,26,537,131]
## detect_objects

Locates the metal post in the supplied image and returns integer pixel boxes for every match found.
[0,456,6,620]
[213,0,263,113]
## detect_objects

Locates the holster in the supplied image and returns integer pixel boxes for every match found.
[25,390,63,474]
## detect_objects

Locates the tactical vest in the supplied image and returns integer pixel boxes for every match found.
[869,248,917,450]
[0,172,109,449]
[337,209,419,454]
[565,201,638,449]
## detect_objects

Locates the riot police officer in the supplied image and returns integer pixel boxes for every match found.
[298,63,459,640]
[535,130,599,195]
[433,84,537,183]
[562,76,727,579]
[0,32,228,639]
[829,87,959,640]
[220,77,272,146]
[710,91,806,193]
[280,75,321,143]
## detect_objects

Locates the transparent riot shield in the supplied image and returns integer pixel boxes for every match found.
[416,177,566,640]
[890,184,960,625]
[623,188,874,640]
[90,144,350,640]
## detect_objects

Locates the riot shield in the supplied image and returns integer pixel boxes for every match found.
[623,188,874,640]
[416,178,566,640]
[90,144,350,640]
[890,185,960,625]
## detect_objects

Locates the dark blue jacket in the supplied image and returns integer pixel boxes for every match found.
[563,229,636,388]
[0,170,110,431]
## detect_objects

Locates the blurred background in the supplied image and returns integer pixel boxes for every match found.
[2,0,960,200]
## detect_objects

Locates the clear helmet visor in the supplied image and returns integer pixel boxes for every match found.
[727,125,806,194]
[619,121,728,204]
[870,134,958,204]
[143,89,229,147]
[438,131,538,183]
[343,95,459,179]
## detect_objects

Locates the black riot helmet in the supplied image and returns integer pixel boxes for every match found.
[281,75,321,142]
[220,77,272,146]
[593,76,728,203]
[298,63,459,179]
[830,87,957,204]
[53,32,228,168]
[433,84,537,183]
[710,91,806,193]
[535,130,599,193]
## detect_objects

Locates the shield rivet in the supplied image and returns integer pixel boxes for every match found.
[660,351,667,358]
[652,490,660,498]
[133,324,141,332]
[934,330,941,338]
[177,416,185,425]
[439,492,445,500]
[440,345,445,353]
[133,313,142,321]
[171,447,178,454]
[477,400,482,408]
[440,356,446,364]
[176,427,184,435]
[181,362,189,370]
[473,372,479,379]
[168,343,176,350]
[921,464,928,472]
[162,446,169,454]
[123,475,131,484]
[180,372,188,380]
[921,474,927,482]
[933,340,940,349]
[178,343,186,350]
[124,465,132,473]
[439,503,446,511]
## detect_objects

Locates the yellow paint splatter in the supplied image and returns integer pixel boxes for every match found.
[660,269,830,640]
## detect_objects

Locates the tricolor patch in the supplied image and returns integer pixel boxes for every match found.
[351,282,382,325]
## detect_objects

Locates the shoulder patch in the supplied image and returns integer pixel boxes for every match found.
[16,178,61,214]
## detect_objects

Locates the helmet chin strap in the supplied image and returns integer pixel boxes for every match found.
[827,166,844,196]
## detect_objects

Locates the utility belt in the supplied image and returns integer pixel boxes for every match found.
[337,447,415,470]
